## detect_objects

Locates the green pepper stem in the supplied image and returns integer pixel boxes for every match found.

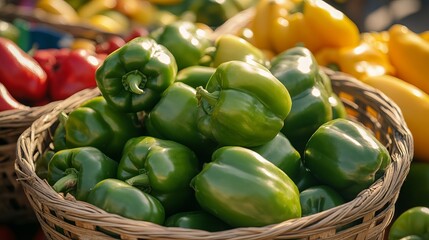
[125,174,150,187]
[196,86,218,107]
[122,70,147,94]
[52,169,78,193]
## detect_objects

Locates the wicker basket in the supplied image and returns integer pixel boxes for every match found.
[0,99,64,224]
[15,69,413,240]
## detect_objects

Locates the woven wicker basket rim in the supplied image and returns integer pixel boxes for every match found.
[14,71,413,239]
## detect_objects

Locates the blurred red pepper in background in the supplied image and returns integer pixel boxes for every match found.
[95,36,126,55]
[0,225,15,240]
[0,82,29,111]
[33,48,105,101]
[95,27,149,55]
[0,37,48,105]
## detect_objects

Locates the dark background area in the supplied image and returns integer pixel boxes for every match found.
[327,0,429,33]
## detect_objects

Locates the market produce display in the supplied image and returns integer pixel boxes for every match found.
[0,0,425,239]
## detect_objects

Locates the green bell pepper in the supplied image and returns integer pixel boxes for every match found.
[35,150,55,180]
[56,96,143,159]
[201,34,268,68]
[303,118,391,200]
[117,136,201,215]
[95,36,177,113]
[144,82,217,159]
[319,70,347,119]
[270,46,333,153]
[87,178,165,224]
[249,132,301,181]
[191,146,301,227]
[196,60,292,147]
[299,185,345,217]
[175,65,215,89]
[388,206,429,240]
[165,210,231,232]
[294,161,320,192]
[47,147,118,201]
[52,112,68,152]
[150,21,212,70]
[396,162,429,217]
[187,0,257,28]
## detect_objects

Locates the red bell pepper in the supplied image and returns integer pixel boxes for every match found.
[33,48,105,101]
[0,37,47,104]
[0,82,29,111]
[95,36,126,55]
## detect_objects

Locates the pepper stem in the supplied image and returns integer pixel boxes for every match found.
[122,70,147,94]
[125,174,150,188]
[52,169,78,193]
[196,86,219,107]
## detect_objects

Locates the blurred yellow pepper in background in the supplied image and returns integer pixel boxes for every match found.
[362,74,429,163]
[421,31,429,42]
[248,0,359,54]
[315,42,395,80]
[388,24,429,95]
[360,31,390,55]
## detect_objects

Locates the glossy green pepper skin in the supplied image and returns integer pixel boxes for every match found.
[175,66,215,89]
[196,60,292,147]
[294,162,320,192]
[52,112,68,152]
[87,178,165,224]
[299,185,345,217]
[191,146,301,227]
[150,21,212,70]
[388,206,429,240]
[165,210,231,232]
[47,147,118,201]
[319,70,347,119]
[396,162,429,217]
[95,37,177,113]
[304,118,391,201]
[144,82,216,159]
[187,0,257,28]
[58,96,143,159]
[249,132,301,181]
[117,136,201,215]
[270,47,333,153]
[35,150,55,180]
[202,34,268,68]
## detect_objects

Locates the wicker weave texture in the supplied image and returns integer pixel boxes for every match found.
[15,71,413,240]
[0,99,63,224]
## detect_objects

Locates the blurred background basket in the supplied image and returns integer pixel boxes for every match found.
[14,68,413,240]
[0,99,62,224]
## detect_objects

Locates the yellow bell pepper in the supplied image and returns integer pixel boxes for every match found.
[360,31,390,55]
[315,42,395,80]
[362,74,429,163]
[420,31,429,42]
[303,0,359,50]
[388,24,429,95]
[77,0,117,19]
[248,0,359,54]
[36,0,79,23]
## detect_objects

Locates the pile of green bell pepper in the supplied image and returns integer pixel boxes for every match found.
[270,46,346,153]
[35,34,393,232]
[196,60,292,147]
